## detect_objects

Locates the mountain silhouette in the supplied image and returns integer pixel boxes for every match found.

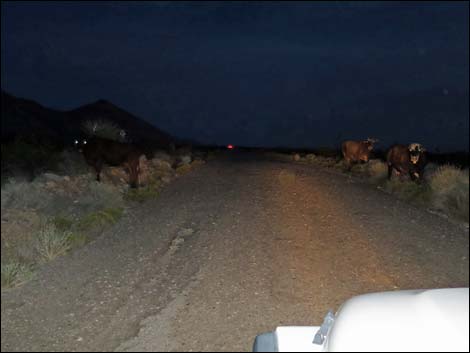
[2,91,175,149]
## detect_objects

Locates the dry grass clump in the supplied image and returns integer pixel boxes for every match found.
[124,176,162,203]
[1,179,54,211]
[76,207,124,230]
[367,160,389,182]
[35,223,73,262]
[429,165,469,222]
[1,262,34,289]
[175,164,192,175]
[305,154,317,162]
[384,178,432,205]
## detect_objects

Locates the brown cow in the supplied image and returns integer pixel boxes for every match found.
[341,138,378,170]
[387,143,427,182]
[75,137,143,188]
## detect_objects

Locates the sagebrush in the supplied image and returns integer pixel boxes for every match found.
[430,165,469,222]
[81,119,129,142]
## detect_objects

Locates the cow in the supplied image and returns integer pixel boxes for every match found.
[341,138,379,170]
[386,143,427,182]
[75,136,143,188]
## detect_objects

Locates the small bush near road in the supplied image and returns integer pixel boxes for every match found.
[124,177,162,203]
[76,207,124,230]
[1,262,34,289]
[367,160,389,183]
[1,137,63,182]
[284,151,469,223]
[384,179,433,205]
[430,166,469,222]
[52,216,74,232]
[1,144,204,289]
[35,223,73,262]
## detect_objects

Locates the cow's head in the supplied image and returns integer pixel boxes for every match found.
[365,137,379,151]
[356,139,374,162]
[74,138,88,153]
[408,143,426,164]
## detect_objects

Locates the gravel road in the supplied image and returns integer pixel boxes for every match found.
[2,152,468,352]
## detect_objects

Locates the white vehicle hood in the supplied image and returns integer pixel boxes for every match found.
[325,288,469,352]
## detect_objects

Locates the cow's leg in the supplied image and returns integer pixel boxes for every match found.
[387,164,393,180]
[94,161,103,182]
[410,170,421,183]
[129,168,138,188]
[127,159,139,189]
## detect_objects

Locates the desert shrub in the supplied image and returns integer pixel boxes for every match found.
[332,159,347,170]
[124,177,161,202]
[190,159,206,168]
[35,223,73,262]
[52,216,74,231]
[1,262,34,289]
[384,179,432,205]
[175,164,192,175]
[87,181,124,207]
[1,177,83,216]
[73,181,124,216]
[423,162,440,182]
[317,157,338,168]
[305,154,317,163]
[51,216,88,247]
[367,160,389,182]
[55,149,89,176]
[81,119,128,142]
[350,162,370,175]
[430,166,469,222]
[1,179,54,211]
[1,137,63,180]
[69,232,89,247]
[77,207,124,230]
[152,150,173,162]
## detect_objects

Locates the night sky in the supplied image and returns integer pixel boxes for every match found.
[1,1,469,151]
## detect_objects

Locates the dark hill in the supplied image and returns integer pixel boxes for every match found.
[1,91,175,149]
[66,99,173,148]
[1,91,66,143]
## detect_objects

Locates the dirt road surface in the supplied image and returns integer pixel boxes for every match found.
[2,152,468,352]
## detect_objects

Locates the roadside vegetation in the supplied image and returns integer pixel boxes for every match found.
[274,150,469,223]
[81,118,129,142]
[429,166,469,221]
[1,123,207,289]
[1,263,34,288]
[1,135,63,183]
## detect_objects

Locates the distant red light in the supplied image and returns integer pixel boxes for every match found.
[227,144,234,149]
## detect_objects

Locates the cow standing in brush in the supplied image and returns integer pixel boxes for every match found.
[75,136,143,188]
[386,143,427,182]
[341,138,379,170]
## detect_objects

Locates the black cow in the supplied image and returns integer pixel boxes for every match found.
[387,143,427,182]
[75,136,143,188]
